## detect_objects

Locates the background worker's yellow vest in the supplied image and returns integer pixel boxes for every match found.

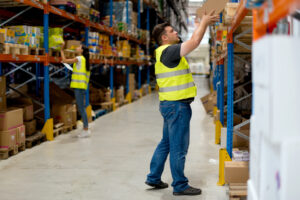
[155,45,197,101]
[70,56,90,90]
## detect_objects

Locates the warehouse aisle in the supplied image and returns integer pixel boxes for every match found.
[0,76,227,200]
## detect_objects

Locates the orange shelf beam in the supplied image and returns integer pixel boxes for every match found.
[228,0,249,35]
[14,0,44,10]
[0,54,45,63]
[253,0,300,40]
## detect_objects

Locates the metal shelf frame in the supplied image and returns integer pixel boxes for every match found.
[0,0,153,135]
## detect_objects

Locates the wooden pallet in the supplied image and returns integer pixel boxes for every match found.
[29,47,45,55]
[100,102,113,112]
[53,123,64,137]
[0,146,18,160]
[1,43,29,55]
[26,132,46,148]
[62,124,77,133]
[18,143,26,152]
[229,183,247,200]
[49,48,61,57]
[89,53,101,60]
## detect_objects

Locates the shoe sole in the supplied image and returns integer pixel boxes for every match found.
[145,182,168,189]
[173,191,202,196]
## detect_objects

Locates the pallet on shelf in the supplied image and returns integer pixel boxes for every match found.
[26,132,46,148]
[229,183,247,200]
[53,123,64,137]
[1,43,29,55]
[29,47,46,55]
[62,123,77,133]
[0,145,18,160]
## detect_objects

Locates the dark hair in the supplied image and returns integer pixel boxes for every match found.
[152,22,171,45]
[82,45,90,71]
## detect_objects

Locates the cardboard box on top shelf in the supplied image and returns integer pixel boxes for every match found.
[0,108,23,131]
[24,119,36,136]
[0,95,6,111]
[16,125,25,147]
[224,161,249,184]
[0,76,6,96]
[0,128,17,151]
[196,0,229,17]
[65,40,81,50]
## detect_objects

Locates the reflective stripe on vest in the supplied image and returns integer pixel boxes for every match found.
[159,81,195,93]
[156,69,191,79]
[155,45,197,101]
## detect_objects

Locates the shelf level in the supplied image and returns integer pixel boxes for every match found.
[0,54,45,63]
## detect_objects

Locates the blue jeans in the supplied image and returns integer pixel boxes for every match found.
[146,101,192,192]
[74,88,88,129]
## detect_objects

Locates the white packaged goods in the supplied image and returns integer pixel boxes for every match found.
[252,36,300,143]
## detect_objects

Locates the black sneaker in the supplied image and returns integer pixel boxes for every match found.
[145,181,169,189]
[173,186,202,196]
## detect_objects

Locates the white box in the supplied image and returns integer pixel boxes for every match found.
[248,179,259,200]
[252,36,300,143]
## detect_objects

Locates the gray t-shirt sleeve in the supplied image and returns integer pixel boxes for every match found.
[160,43,182,68]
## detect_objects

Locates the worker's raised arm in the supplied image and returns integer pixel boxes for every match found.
[180,10,219,57]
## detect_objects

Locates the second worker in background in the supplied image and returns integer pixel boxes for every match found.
[145,10,219,196]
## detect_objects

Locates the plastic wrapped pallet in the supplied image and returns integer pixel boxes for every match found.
[103,1,133,25]
[49,28,64,50]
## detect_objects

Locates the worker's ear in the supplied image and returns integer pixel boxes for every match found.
[161,34,168,42]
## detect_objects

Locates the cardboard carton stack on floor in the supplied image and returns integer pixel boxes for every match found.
[0,107,25,154]
[52,104,77,127]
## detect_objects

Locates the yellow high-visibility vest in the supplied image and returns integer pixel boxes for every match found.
[155,44,197,101]
[70,56,90,90]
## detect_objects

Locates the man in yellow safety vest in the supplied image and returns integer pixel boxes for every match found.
[145,11,219,196]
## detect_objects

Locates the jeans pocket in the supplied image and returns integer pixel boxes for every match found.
[160,104,176,119]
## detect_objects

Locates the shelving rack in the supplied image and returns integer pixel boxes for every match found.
[0,0,162,140]
[214,0,300,189]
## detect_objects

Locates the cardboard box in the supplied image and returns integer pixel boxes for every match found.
[51,104,73,126]
[0,76,6,95]
[225,161,249,184]
[0,108,23,131]
[129,73,135,100]
[24,119,36,136]
[116,87,124,103]
[22,104,34,121]
[65,40,81,50]
[104,91,111,102]
[72,105,77,125]
[197,0,229,17]
[0,32,4,43]
[0,128,17,150]
[8,97,34,121]
[16,125,25,146]
[0,95,6,111]
[201,94,213,113]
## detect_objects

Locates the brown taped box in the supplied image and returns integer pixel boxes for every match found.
[104,91,111,102]
[233,125,250,148]
[0,128,17,150]
[71,105,77,125]
[0,76,6,96]
[0,32,4,44]
[0,95,6,111]
[225,161,249,184]
[7,97,34,121]
[24,119,36,136]
[116,87,124,103]
[65,40,81,50]
[197,0,229,17]
[51,104,73,126]
[201,94,213,113]
[0,108,23,131]
[16,125,25,146]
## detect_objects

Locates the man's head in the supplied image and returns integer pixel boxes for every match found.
[152,22,180,45]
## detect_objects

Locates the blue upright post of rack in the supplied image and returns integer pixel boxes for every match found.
[226,34,234,158]
[125,0,130,97]
[110,0,114,99]
[84,26,90,107]
[220,59,225,125]
[43,8,50,122]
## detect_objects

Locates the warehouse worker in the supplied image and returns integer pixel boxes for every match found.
[61,43,91,138]
[145,11,219,196]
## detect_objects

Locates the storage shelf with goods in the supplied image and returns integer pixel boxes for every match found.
[0,0,156,160]
[199,0,253,197]
[202,0,300,200]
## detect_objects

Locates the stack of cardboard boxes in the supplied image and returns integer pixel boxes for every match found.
[52,104,77,128]
[0,76,6,111]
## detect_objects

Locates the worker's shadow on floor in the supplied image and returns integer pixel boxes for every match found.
[146,188,206,200]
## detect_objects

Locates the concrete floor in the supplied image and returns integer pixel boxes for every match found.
[0,76,227,200]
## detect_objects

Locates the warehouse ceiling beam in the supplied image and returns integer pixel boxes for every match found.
[0,6,32,27]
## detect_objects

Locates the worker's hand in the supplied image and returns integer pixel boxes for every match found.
[201,10,220,26]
